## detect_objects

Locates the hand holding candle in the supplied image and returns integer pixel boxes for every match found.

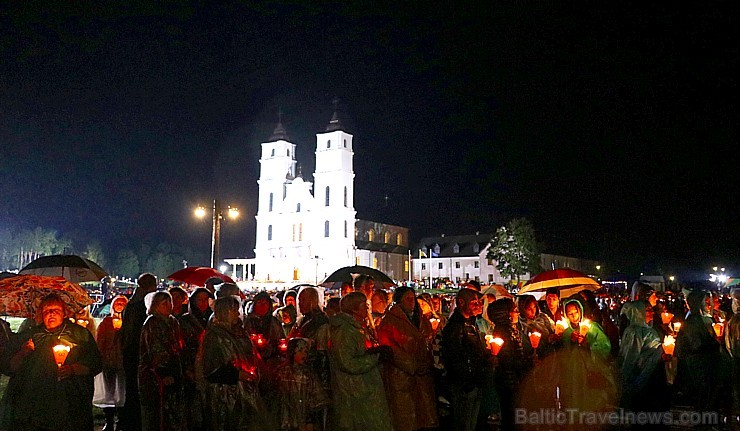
[430,318,440,331]
[485,335,504,356]
[53,344,71,368]
[555,318,569,335]
[713,322,724,338]
[672,322,681,333]
[528,331,541,349]
[112,317,122,330]
[278,338,288,354]
[661,312,674,325]
[663,335,676,355]
[579,319,591,336]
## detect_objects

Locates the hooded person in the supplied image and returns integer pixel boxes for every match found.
[93,295,129,431]
[557,297,615,412]
[725,287,740,424]
[674,289,726,413]
[617,301,670,415]
[274,290,298,338]
[245,291,283,363]
[619,282,657,338]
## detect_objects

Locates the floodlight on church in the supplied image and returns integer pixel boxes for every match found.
[194,205,207,218]
[227,206,239,219]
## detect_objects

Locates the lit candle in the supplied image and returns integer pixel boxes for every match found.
[485,335,504,356]
[579,319,591,336]
[528,331,542,349]
[278,338,288,353]
[713,323,724,338]
[53,344,71,368]
[672,322,682,332]
[112,317,122,330]
[430,318,440,331]
[555,318,569,335]
[662,335,676,355]
[661,312,674,325]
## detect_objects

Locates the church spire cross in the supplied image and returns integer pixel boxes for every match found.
[270,107,290,141]
[326,97,343,132]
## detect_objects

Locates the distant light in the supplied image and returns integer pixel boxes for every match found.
[195,205,207,218]
[595,265,601,271]
[227,206,239,219]
[220,265,229,273]
[718,274,729,284]
[713,266,718,272]
[669,275,675,282]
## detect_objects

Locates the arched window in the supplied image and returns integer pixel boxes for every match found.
[287,149,290,156]
[384,232,390,243]
[343,139,347,148]
[453,244,460,254]
[271,149,275,157]
[396,233,403,245]
[292,224,296,241]
[327,140,331,148]
[299,223,303,241]
[268,225,273,241]
[344,221,348,238]
[324,221,330,237]
[269,193,273,212]
[434,244,440,255]
[325,186,330,206]
[473,243,480,253]
[296,203,301,212]
[368,229,375,242]
[343,187,348,207]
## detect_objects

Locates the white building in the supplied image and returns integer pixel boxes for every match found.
[226,109,410,289]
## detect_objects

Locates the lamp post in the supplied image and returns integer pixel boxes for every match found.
[195,199,239,269]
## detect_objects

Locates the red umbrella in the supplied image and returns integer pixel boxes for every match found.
[518,268,600,295]
[167,266,234,286]
[0,275,93,318]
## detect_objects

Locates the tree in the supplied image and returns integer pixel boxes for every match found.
[115,250,140,279]
[487,218,542,286]
[83,240,107,269]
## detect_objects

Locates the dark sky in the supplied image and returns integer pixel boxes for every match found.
[1,2,737,276]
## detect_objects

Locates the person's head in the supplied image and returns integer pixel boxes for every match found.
[431,295,443,312]
[325,297,341,317]
[111,295,129,315]
[455,288,482,318]
[169,287,188,314]
[631,282,656,306]
[340,291,368,323]
[204,277,223,294]
[545,288,560,312]
[686,290,709,315]
[371,289,389,314]
[564,299,583,326]
[189,287,214,315]
[417,297,433,317]
[138,273,158,294]
[251,292,273,317]
[353,275,375,296]
[212,295,241,326]
[297,286,319,314]
[392,286,416,315]
[340,282,353,297]
[146,291,173,317]
[487,297,518,326]
[215,282,241,299]
[288,338,311,365]
[38,295,68,330]
[731,287,740,315]
[281,290,297,308]
[518,294,539,320]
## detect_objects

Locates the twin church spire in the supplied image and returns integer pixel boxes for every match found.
[270,99,344,141]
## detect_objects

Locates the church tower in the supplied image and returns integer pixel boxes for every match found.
[254,114,296,280]
[312,102,357,275]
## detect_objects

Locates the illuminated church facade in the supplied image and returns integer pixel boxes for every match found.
[226,109,410,289]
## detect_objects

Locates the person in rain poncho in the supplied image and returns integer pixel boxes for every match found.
[198,295,271,431]
[328,291,393,431]
[376,286,439,431]
[558,297,615,412]
[617,300,670,417]
[289,286,331,392]
[724,288,740,427]
[93,295,128,431]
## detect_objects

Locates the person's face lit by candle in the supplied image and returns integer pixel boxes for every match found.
[523,301,537,320]
[565,303,581,326]
[253,299,271,317]
[112,298,127,314]
[510,306,520,324]
[194,291,211,314]
[546,294,559,314]
[42,304,65,331]
[399,291,416,315]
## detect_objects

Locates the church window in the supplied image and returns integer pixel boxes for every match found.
[434,244,440,255]
[268,225,273,241]
[344,187,348,207]
[438,262,443,270]
[422,263,426,270]
[372,257,378,269]
[404,260,409,272]
[343,139,347,148]
[271,149,275,157]
[296,203,301,212]
[293,268,300,280]
[453,244,460,254]
[292,225,296,241]
[325,187,330,206]
[344,221,348,238]
[327,140,331,148]
[283,185,287,199]
[287,149,290,156]
[455,261,461,269]
[396,233,403,245]
[269,193,273,212]
[299,223,303,241]
[474,261,480,268]
[324,221,330,237]
[368,229,375,242]
[473,243,480,253]
[384,232,390,244]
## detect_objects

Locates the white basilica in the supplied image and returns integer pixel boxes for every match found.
[226,109,410,289]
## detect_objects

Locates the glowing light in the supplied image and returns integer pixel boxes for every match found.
[663,335,675,355]
[528,331,541,349]
[53,344,71,368]
[227,206,239,219]
[194,205,207,218]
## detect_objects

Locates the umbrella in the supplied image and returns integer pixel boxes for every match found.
[481,284,513,299]
[167,266,235,286]
[518,268,601,296]
[20,254,108,284]
[320,265,395,289]
[0,274,93,318]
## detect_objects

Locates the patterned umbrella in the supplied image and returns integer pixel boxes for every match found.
[167,266,235,286]
[518,268,601,295]
[20,254,108,284]
[0,274,93,318]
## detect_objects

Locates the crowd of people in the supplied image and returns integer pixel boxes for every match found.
[0,273,738,431]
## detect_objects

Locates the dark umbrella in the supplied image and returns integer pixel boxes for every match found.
[20,254,108,284]
[167,266,235,286]
[321,265,395,289]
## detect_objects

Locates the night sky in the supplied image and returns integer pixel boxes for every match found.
[1,2,737,277]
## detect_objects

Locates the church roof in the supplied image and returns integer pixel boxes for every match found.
[417,233,494,258]
[325,110,344,132]
[270,120,290,141]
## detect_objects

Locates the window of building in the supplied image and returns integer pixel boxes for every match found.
[324,221,330,237]
[455,261,460,269]
[269,193,273,212]
[404,260,409,272]
[292,224,296,241]
[287,149,290,156]
[325,186,330,206]
[473,243,480,253]
[293,268,299,280]
[327,140,331,148]
[373,257,378,269]
[343,139,347,148]
[384,232,390,244]
[368,229,375,241]
[434,244,440,255]
[474,261,479,268]
[396,233,403,245]
[356,256,361,265]
[271,149,275,157]
[283,185,286,199]
[438,262,443,270]
[344,221,348,238]
[422,263,426,270]
[299,223,303,241]
[268,225,273,241]
[296,203,301,212]
[344,187,348,207]
[453,244,460,254]
[488,274,494,283]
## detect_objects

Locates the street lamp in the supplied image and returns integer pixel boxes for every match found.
[195,199,238,269]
